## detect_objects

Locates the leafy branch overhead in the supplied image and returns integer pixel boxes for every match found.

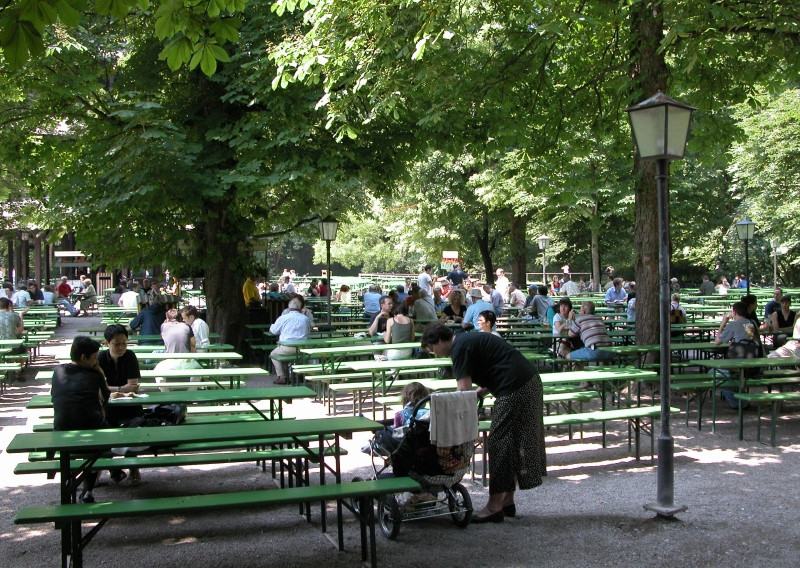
[0,0,243,75]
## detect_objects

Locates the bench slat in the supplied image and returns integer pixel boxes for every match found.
[15,478,421,524]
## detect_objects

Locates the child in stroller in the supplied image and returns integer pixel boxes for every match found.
[368,382,431,455]
[355,389,478,539]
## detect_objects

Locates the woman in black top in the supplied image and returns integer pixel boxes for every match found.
[421,324,546,523]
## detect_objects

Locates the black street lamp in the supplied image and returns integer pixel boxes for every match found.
[537,234,550,286]
[318,215,339,325]
[626,91,695,518]
[735,218,755,294]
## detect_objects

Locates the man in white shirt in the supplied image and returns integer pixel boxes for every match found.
[561,274,581,297]
[269,298,312,385]
[118,283,141,313]
[11,286,32,308]
[418,264,433,295]
[494,268,510,300]
[180,306,211,350]
[507,282,526,309]
[281,275,296,295]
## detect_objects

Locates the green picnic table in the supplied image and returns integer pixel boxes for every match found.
[688,356,800,439]
[27,385,314,420]
[36,366,267,390]
[299,342,421,374]
[7,414,383,567]
[343,357,453,418]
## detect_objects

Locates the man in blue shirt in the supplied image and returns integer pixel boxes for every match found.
[446,263,468,287]
[362,285,382,319]
[269,298,312,384]
[604,278,628,307]
[463,288,495,330]
[482,284,505,315]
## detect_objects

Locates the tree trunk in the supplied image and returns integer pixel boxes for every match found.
[509,213,527,286]
[202,205,248,352]
[474,209,495,284]
[630,1,669,355]
[591,199,601,291]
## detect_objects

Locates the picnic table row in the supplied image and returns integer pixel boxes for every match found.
[11,381,416,568]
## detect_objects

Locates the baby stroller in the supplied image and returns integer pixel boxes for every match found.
[353,391,478,539]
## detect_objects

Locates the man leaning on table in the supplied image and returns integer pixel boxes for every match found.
[269,297,312,385]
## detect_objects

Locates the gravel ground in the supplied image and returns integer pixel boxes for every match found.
[2,315,800,567]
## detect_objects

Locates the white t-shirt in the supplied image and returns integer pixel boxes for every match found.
[418,271,433,295]
[119,290,140,311]
[11,289,31,308]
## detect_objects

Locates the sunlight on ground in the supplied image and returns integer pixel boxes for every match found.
[680,447,781,467]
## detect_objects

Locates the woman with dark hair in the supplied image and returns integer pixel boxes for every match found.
[477,310,501,337]
[421,323,546,523]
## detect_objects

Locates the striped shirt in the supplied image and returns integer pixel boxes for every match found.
[573,314,611,348]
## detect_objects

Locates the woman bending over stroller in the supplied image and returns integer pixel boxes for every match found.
[421,323,546,524]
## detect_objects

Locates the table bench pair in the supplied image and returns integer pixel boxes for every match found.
[14,478,420,568]
[472,405,679,487]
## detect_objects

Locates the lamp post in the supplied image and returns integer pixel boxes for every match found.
[735,218,755,294]
[318,215,339,326]
[626,91,695,518]
[537,234,550,286]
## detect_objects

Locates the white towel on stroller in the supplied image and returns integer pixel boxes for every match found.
[429,391,478,447]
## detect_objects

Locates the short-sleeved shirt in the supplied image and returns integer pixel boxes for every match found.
[699,280,716,295]
[446,269,467,286]
[0,310,21,340]
[719,318,760,345]
[450,332,536,397]
[52,363,109,431]
[98,349,141,388]
[161,321,194,353]
[98,349,142,424]
[363,292,382,314]
[573,314,612,348]
[269,310,312,341]
[418,272,433,295]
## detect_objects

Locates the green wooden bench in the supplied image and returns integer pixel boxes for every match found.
[734,391,800,446]
[327,373,441,417]
[14,477,420,568]
[306,368,442,409]
[472,405,679,486]
[672,376,800,431]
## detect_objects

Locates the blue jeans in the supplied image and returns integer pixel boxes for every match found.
[58,298,76,316]
[569,346,614,361]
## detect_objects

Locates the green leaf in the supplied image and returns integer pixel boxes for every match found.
[55,0,84,27]
[0,19,44,68]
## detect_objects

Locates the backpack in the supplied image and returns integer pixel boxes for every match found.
[669,307,687,325]
[122,404,187,428]
[725,339,763,379]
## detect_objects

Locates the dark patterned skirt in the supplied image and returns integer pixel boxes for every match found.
[487,378,547,494]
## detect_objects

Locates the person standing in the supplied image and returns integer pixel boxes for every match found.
[494,268,510,300]
[418,264,434,296]
[421,324,546,523]
[446,263,468,287]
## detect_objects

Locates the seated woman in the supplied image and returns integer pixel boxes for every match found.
[335,284,351,303]
[307,278,320,297]
[75,276,97,317]
[553,297,579,357]
[477,310,501,337]
[440,289,467,323]
[549,275,561,296]
[765,295,796,347]
[384,303,415,360]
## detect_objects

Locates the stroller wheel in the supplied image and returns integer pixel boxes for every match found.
[349,476,365,515]
[378,494,403,540]
[447,483,473,527]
